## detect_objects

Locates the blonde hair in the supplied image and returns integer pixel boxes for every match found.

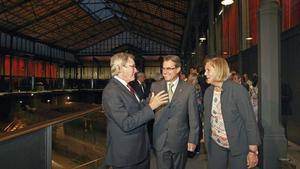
[110,52,135,76]
[205,57,230,82]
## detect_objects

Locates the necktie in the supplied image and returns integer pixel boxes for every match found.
[140,83,145,93]
[127,84,136,95]
[168,83,174,102]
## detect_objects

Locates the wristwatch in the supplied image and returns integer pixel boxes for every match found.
[249,149,259,155]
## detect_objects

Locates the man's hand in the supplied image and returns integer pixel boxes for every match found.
[187,143,197,152]
[148,91,169,110]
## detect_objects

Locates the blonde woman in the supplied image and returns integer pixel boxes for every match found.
[203,57,260,169]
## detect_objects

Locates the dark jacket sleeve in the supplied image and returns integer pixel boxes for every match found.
[235,85,261,145]
[102,88,154,132]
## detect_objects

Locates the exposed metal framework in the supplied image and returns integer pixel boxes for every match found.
[78,31,179,56]
[0,0,206,58]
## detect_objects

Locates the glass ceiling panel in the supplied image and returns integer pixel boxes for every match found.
[76,0,125,22]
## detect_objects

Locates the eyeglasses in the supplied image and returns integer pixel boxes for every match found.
[161,67,177,71]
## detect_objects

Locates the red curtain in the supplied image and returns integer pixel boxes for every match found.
[222,3,239,57]
[281,0,300,31]
[28,59,34,77]
[282,0,292,31]
[222,11,229,57]
[45,63,51,78]
[249,0,260,46]
[45,63,58,78]
[51,64,57,78]
[228,2,239,56]
[292,0,300,27]
[4,55,10,76]
[35,62,44,77]
[12,57,25,77]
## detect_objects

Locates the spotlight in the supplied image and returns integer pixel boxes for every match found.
[221,0,234,6]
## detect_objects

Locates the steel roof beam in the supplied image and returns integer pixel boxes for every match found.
[114,1,184,28]
[105,1,180,48]
[146,0,186,16]
[109,8,182,37]
[130,30,179,49]
[123,19,180,43]
[0,0,31,15]
[35,7,107,38]
[62,24,121,48]
[13,2,76,32]
[76,31,124,51]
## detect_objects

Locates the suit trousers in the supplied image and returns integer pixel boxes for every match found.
[155,148,187,169]
[112,155,150,169]
[207,140,247,169]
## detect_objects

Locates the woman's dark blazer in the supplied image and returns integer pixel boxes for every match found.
[203,79,261,155]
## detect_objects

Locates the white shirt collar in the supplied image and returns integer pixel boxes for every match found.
[137,80,142,85]
[114,76,141,102]
[114,76,128,88]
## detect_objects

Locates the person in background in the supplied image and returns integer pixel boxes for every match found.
[151,55,200,169]
[187,73,204,155]
[229,70,237,80]
[243,73,253,87]
[129,72,147,100]
[102,52,169,169]
[232,73,242,85]
[179,72,188,81]
[203,57,261,169]
[249,75,258,121]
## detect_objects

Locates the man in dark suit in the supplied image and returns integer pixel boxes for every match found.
[129,72,147,100]
[102,52,169,169]
[150,55,200,169]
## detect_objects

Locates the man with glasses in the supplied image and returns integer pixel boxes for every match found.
[150,55,200,169]
[102,52,169,169]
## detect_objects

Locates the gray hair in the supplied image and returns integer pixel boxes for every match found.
[110,52,135,76]
[163,55,182,68]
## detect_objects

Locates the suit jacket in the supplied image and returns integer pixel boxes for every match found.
[203,79,261,156]
[129,80,147,100]
[150,80,200,153]
[102,78,154,167]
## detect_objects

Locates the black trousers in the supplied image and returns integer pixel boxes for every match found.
[155,148,187,169]
[112,156,150,169]
[207,140,247,169]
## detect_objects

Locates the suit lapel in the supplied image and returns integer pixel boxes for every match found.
[170,80,183,103]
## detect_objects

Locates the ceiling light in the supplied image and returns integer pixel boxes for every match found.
[246,37,253,41]
[199,37,206,41]
[221,0,234,6]
[218,8,224,15]
[191,52,196,55]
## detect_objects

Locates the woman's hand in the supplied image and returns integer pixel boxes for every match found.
[247,151,258,168]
